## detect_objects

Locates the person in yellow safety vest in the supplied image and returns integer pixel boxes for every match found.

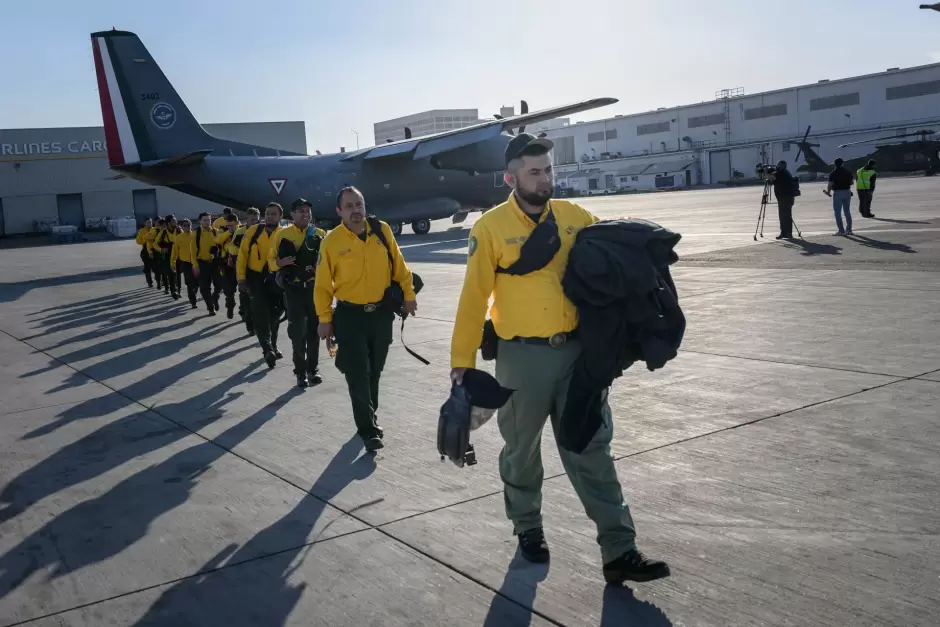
[237,202,285,366]
[190,212,222,315]
[135,218,155,288]
[215,213,241,319]
[231,208,260,336]
[149,219,165,290]
[154,215,181,300]
[213,207,234,230]
[170,219,198,309]
[855,159,877,219]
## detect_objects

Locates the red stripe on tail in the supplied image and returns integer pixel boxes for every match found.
[92,37,124,167]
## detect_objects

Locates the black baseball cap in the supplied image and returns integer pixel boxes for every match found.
[290,198,312,211]
[505,133,554,167]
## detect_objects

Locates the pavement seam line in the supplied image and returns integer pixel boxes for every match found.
[377,369,925,529]
[0,528,372,627]
[0,327,570,627]
[679,348,910,378]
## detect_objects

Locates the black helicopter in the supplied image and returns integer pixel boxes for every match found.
[793,125,939,176]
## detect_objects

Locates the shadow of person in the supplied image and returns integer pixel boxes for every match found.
[0,387,305,603]
[0,363,264,525]
[872,217,931,225]
[780,238,843,257]
[600,584,673,627]
[844,233,916,253]
[128,436,376,626]
[22,329,249,440]
[483,552,550,627]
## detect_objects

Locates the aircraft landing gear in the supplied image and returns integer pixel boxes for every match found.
[411,219,431,235]
[389,222,403,236]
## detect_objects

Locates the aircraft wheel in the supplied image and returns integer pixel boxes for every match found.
[411,219,431,235]
[389,222,403,236]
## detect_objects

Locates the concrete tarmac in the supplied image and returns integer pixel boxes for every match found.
[0,177,938,626]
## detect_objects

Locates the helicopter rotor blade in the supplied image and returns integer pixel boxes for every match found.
[839,129,936,148]
[519,100,529,134]
[794,125,811,164]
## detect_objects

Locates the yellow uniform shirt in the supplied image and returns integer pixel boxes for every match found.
[145,228,160,254]
[219,226,242,257]
[450,193,598,369]
[190,226,219,262]
[314,220,415,323]
[170,231,195,269]
[154,227,178,255]
[213,216,229,230]
[236,224,282,281]
[268,224,327,272]
[135,227,151,250]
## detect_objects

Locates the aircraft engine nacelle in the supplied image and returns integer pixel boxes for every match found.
[428,135,512,174]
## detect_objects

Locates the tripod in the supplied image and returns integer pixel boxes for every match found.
[753,179,802,241]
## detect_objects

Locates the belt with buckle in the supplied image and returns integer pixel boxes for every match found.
[337,300,382,313]
[509,331,576,348]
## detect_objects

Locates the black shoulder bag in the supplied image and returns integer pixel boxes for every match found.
[480,206,561,361]
[367,216,428,365]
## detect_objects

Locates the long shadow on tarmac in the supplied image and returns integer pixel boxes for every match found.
[780,238,843,257]
[0,384,302,604]
[0,268,141,304]
[23,297,185,340]
[483,553,548,627]
[600,585,673,626]
[21,324,249,440]
[0,361,260,525]
[127,436,375,626]
[845,233,917,253]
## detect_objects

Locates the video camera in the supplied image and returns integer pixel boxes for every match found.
[755,163,777,179]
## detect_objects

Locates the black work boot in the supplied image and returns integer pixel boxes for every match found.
[274,348,284,360]
[264,350,276,369]
[296,374,308,389]
[307,369,323,385]
[227,305,234,320]
[364,436,384,452]
[517,527,550,563]
[602,549,671,584]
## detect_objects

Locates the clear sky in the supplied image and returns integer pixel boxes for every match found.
[2,0,939,153]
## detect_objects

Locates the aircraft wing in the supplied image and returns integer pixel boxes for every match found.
[341,97,618,162]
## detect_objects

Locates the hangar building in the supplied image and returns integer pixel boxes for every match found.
[541,62,940,192]
[0,121,306,236]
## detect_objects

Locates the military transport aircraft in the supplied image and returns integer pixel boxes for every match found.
[90,29,617,235]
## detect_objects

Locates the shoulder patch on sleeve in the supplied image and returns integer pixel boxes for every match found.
[468,235,478,258]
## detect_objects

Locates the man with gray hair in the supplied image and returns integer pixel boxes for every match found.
[449,133,670,584]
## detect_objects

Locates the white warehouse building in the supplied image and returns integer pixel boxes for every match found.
[543,62,940,192]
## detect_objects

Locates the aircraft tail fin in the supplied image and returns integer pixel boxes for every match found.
[91,30,217,166]
[91,30,301,166]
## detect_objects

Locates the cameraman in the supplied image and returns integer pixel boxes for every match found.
[770,160,796,240]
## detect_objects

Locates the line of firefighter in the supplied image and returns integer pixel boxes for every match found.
[133,193,418,431]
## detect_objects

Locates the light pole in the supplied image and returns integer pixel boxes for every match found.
[351,129,359,150]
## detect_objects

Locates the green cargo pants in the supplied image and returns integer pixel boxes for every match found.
[495,338,637,563]
[333,304,393,442]
[246,270,281,354]
[284,283,320,376]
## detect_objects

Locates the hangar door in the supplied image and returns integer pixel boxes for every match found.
[709,150,731,184]
[56,194,85,229]
[133,189,158,224]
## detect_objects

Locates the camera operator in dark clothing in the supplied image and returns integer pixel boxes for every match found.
[770,160,797,239]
